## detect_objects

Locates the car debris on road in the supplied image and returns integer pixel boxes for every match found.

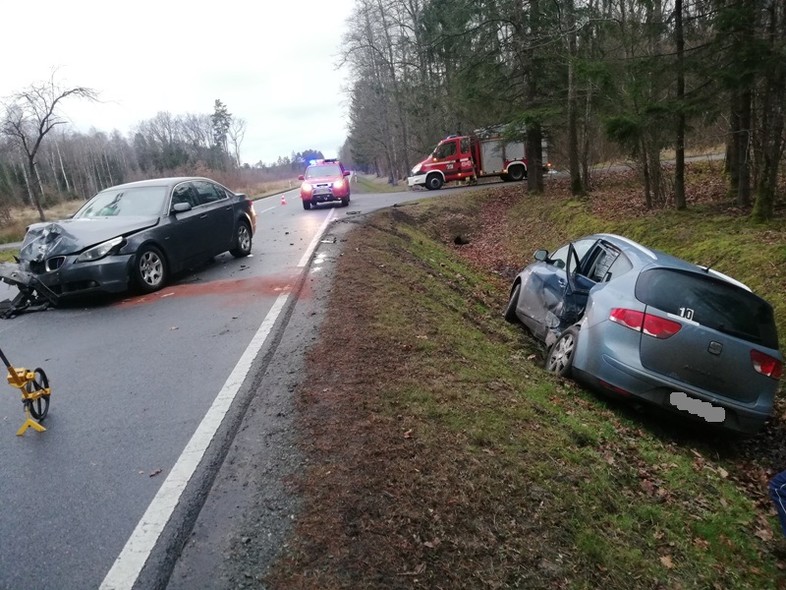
[0,262,59,319]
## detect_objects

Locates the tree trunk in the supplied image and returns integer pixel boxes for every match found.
[640,139,653,209]
[736,88,752,207]
[27,157,46,221]
[674,0,686,210]
[56,139,71,193]
[581,81,593,191]
[567,0,583,196]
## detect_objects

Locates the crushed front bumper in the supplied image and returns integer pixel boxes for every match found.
[0,262,60,318]
[0,253,134,318]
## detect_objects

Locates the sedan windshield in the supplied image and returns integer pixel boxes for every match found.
[74,187,168,218]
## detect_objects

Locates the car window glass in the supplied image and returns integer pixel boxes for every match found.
[604,252,632,281]
[584,244,620,282]
[434,141,457,159]
[74,187,168,218]
[550,238,595,270]
[192,181,224,205]
[635,268,779,348]
[305,165,342,179]
[172,184,196,208]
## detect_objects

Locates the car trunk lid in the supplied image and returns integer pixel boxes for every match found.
[634,268,781,403]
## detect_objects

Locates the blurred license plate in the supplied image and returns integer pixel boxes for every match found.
[669,391,725,423]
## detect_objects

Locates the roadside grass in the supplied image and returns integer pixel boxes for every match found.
[270,177,786,588]
[351,174,408,194]
[0,199,84,245]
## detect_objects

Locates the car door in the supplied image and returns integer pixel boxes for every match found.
[433,139,460,181]
[518,238,597,339]
[191,180,235,254]
[164,182,213,269]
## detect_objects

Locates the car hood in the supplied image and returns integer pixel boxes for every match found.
[19,216,159,261]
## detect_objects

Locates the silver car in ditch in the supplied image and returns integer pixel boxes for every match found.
[504,233,782,434]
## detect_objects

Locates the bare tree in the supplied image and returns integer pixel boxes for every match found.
[228,117,247,166]
[1,74,97,221]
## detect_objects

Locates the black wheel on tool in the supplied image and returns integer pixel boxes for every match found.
[24,367,50,421]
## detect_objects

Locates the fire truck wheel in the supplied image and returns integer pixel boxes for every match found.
[425,174,443,190]
[508,164,526,182]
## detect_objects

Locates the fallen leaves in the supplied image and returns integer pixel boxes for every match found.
[659,555,675,569]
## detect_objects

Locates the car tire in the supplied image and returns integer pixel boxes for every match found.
[230,220,253,258]
[507,164,526,182]
[425,173,443,190]
[134,245,167,293]
[302,200,312,210]
[341,196,350,207]
[504,283,521,323]
[545,326,579,377]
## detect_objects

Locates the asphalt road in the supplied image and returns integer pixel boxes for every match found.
[0,184,475,590]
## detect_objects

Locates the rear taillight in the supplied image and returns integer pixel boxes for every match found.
[609,308,644,331]
[610,308,682,339]
[751,350,783,380]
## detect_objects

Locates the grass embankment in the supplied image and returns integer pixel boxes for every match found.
[350,173,407,194]
[269,170,786,589]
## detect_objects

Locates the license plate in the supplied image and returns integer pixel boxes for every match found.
[669,391,725,423]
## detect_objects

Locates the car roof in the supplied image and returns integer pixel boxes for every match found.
[96,177,220,192]
[307,158,344,168]
[590,233,751,291]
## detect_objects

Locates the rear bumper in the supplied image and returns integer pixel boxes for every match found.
[575,354,772,434]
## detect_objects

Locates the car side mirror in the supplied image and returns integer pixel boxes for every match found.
[298,175,305,181]
[534,249,548,262]
[172,202,191,213]
[343,170,351,177]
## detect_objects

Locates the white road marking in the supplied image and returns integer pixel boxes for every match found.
[298,208,336,268]
[101,201,340,589]
[99,292,290,590]
[257,205,276,214]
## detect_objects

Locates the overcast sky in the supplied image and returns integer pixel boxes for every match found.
[1,0,356,166]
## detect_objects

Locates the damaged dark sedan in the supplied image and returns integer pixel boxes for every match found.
[12,177,257,298]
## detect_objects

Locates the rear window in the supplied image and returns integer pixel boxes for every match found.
[635,268,779,349]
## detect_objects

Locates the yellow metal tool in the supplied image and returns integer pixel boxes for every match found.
[1,348,51,436]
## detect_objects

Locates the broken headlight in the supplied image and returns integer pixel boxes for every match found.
[76,237,124,263]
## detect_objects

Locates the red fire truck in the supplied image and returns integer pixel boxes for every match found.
[407,128,548,190]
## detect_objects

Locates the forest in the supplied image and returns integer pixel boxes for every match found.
[2,0,784,222]
[337,0,785,220]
